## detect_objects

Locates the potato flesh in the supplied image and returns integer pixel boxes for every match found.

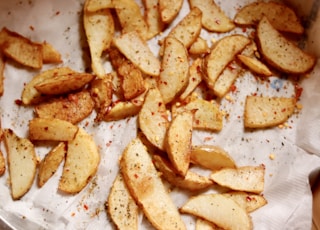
[107,173,139,229]
[159,0,183,24]
[3,129,37,200]
[120,138,186,230]
[244,96,296,128]
[257,16,315,74]
[38,142,66,187]
[59,128,100,194]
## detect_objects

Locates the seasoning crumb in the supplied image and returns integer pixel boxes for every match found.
[269,153,275,160]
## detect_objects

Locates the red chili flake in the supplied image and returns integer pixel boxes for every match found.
[204,136,213,142]
[230,85,237,93]
[215,19,221,24]
[83,204,89,211]
[29,25,34,31]
[242,27,247,33]
[15,99,23,105]
[134,174,139,179]
[71,212,75,217]
[55,11,60,16]
[294,84,303,101]
[246,196,252,202]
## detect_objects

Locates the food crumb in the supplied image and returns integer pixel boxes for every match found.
[269,153,275,160]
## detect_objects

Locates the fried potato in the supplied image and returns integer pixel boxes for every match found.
[102,101,141,122]
[59,128,100,194]
[117,61,146,100]
[188,36,209,55]
[190,145,236,170]
[84,0,113,12]
[203,35,250,90]
[107,173,139,230]
[172,98,223,131]
[113,31,160,76]
[168,7,202,49]
[38,142,66,187]
[234,1,304,34]
[223,191,267,213]
[158,36,189,104]
[41,41,62,64]
[179,58,203,101]
[35,90,95,124]
[34,72,95,95]
[213,61,241,98]
[244,96,296,128]
[113,0,149,40]
[29,118,78,141]
[153,154,213,191]
[0,27,43,69]
[120,138,186,230]
[159,0,183,24]
[22,67,74,105]
[166,111,193,176]
[90,74,113,121]
[84,6,114,77]
[189,0,235,32]
[237,54,272,76]
[0,52,4,96]
[210,165,265,194]
[196,218,224,230]
[0,150,5,176]
[257,16,316,74]
[180,193,252,230]
[143,0,165,39]
[138,88,169,150]
[3,129,37,200]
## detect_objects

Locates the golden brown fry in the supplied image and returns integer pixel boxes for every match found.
[0,52,4,96]
[102,101,141,122]
[0,27,43,69]
[59,128,100,194]
[188,37,209,55]
[38,142,66,187]
[143,0,165,39]
[35,90,95,124]
[41,41,62,64]
[85,0,113,12]
[159,0,183,24]
[3,129,37,200]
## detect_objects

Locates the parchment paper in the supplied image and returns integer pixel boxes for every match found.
[0,0,320,229]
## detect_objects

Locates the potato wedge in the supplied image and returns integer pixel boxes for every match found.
[41,41,62,64]
[35,90,95,124]
[138,88,169,150]
[190,145,236,170]
[84,0,113,12]
[38,142,66,187]
[90,74,113,121]
[113,31,160,77]
[29,118,78,141]
[107,173,139,230]
[167,7,202,48]
[3,129,37,200]
[0,27,43,69]
[22,67,75,105]
[59,128,100,194]
[189,0,235,32]
[143,0,165,39]
[188,36,209,55]
[159,0,183,24]
[166,111,192,176]
[34,72,95,95]
[210,165,265,194]
[203,35,250,90]
[172,98,223,131]
[234,1,304,34]
[153,154,213,191]
[158,36,189,104]
[213,61,241,98]
[223,191,267,213]
[113,0,149,40]
[120,138,186,230]
[257,16,316,74]
[102,101,141,122]
[0,52,4,96]
[180,193,252,230]
[179,58,203,101]
[244,96,296,128]
[84,6,114,78]
[237,54,272,76]
[196,218,224,230]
